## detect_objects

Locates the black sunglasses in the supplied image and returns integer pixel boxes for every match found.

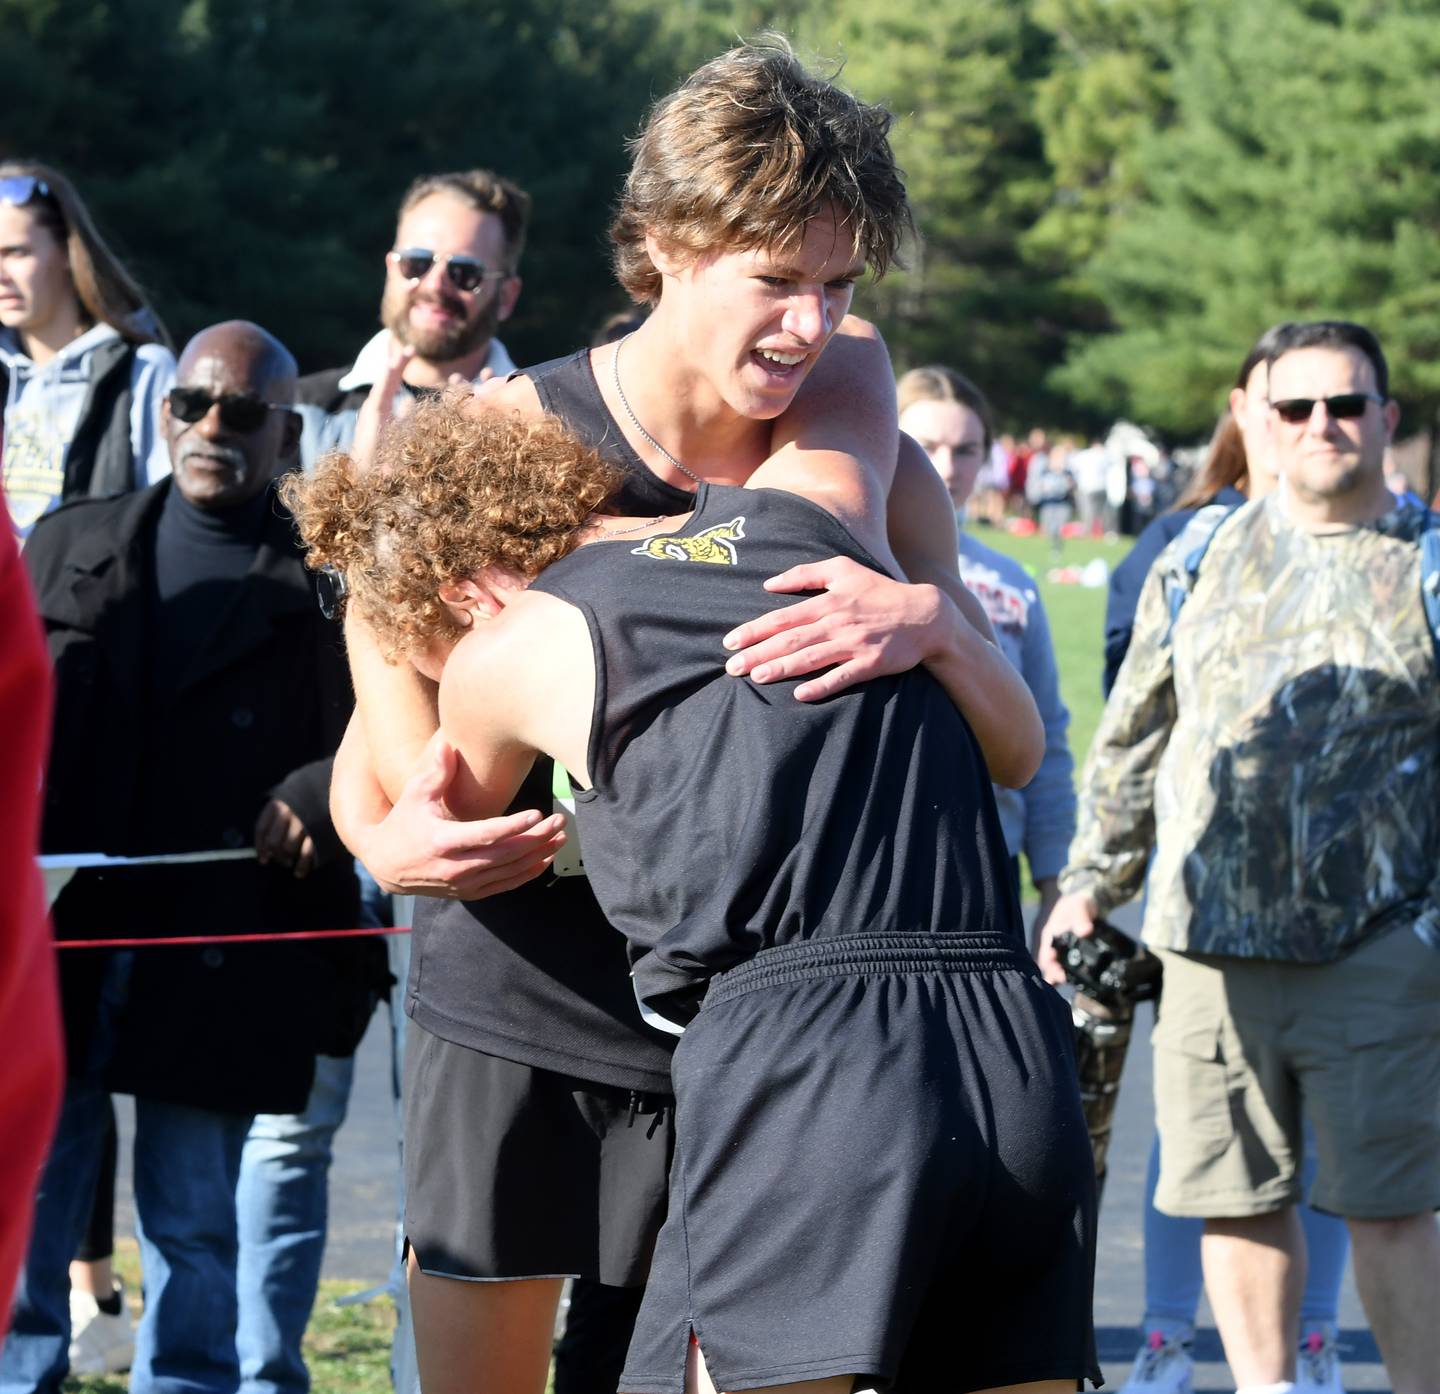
[0,175,51,207]
[167,387,283,433]
[1269,392,1385,424]
[390,247,507,294]
[315,564,348,621]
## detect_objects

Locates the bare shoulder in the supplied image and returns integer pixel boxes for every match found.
[786,316,888,390]
[464,371,544,421]
[438,589,595,785]
[441,591,589,707]
[835,313,884,345]
[496,588,591,647]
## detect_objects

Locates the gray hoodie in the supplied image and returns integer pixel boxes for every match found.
[1,323,174,538]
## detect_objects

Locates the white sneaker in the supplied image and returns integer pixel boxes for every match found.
[1120,1329,1194,1394]
[67,1281,134,1376]
[1294,1328,1345,1394]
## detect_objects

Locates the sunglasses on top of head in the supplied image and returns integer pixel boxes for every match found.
[1268,392,1386,424]
[0,175,52,207]
[389,247,508,294]
[168,387,285,434]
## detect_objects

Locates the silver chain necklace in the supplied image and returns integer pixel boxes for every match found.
[590,511,665,538]
[611,334,703,486]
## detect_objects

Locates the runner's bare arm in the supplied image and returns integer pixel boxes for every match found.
[335,586,566,898]
[435,594,594,822]
[342,610,443,804]
[772,318,900,540]
[729,323,1044,786]
[330,714,565,899]
[327,369,557,898]
[884,435,1043,786]
[335,367,545,801]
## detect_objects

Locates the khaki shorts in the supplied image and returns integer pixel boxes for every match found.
[1152,925,1440,1220]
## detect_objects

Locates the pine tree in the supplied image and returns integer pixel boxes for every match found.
[1052,0,1440,461]
[783,0,1099,431]
[0,0,686,367]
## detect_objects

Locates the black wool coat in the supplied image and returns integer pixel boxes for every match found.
[26,478,387,1116]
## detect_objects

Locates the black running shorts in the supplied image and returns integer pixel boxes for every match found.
[619,935,1102,1393]
[403,1018,675,1287]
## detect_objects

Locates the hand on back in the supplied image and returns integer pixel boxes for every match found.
[721,557,948,702]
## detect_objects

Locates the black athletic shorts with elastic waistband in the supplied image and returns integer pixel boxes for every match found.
[619,935,1102,1394]
[404,1018,675,1288]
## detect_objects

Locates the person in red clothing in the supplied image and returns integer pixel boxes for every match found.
[0,493,62,1309]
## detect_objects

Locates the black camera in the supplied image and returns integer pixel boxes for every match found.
[1052,920,1162,1011]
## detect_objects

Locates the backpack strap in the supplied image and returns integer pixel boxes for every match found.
[1161,501,1242,644]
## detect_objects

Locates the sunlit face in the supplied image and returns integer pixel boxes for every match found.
[0,204,77,339]
[650,207,863,423]
[899,399,987,511]
[1266,346,1397,504]
[164,339,294,512]
[380,194,520,366]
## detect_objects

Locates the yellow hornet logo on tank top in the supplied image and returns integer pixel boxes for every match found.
[632,517,746,565]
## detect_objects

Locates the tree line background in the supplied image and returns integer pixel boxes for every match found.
[5,0,1437,464]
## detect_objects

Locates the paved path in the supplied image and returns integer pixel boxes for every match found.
[117,903,1393,1390]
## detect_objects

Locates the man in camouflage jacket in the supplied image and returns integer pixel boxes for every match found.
[1044,322,1440,1394]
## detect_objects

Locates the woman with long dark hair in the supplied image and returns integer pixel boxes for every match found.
[0,160,175,1378]
[0,161,174,541]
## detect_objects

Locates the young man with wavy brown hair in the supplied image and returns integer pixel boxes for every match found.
[331,38,1049,1394]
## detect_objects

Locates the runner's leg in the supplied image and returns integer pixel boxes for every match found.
[682,1338,853,1394]
[972,1385,1074,1394]
[407,1254,562,1394]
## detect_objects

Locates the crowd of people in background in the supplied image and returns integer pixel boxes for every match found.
[3,34,1438,1394]
[944,426,1181,549]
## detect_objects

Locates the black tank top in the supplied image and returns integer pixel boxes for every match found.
[530,483,1022,1027]
[533,349,696,516]
[406,349,690,1092]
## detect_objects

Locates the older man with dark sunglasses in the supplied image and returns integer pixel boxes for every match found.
[2,321,384,1394]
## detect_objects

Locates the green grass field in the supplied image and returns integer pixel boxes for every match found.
[63,1243,397,1394]
[64,535,1127,1394]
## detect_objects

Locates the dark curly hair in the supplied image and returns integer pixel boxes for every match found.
[281,392,620,661]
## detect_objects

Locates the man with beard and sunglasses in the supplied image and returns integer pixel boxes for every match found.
[2,321,383,1394]
[1044,320,1440,1394]
[295,169,527,469]
[257,169,527,1394]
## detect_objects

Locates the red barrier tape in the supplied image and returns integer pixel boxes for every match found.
[53,926,411,950]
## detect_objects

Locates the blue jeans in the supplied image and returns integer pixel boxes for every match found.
[0,1079,251,1394]
[385,923,420,1394]
[1141,1125,1350,1332]
[235,877,417,1394]
[237,1054,354,1394]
